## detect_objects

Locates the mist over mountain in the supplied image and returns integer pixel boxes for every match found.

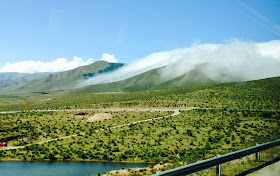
[1,40,279,94]
[79,40,280,88]
[71,62,246,94]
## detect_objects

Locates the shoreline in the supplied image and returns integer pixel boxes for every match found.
[0,158,154,164]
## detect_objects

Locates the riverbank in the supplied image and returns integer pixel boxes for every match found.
[0,158,153,164]
[95,163,183,176]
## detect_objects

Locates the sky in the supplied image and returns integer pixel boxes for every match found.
[0,0,279,73]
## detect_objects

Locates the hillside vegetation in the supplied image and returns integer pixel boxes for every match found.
[0,76,279,111]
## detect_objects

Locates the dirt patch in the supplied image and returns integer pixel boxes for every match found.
[86,113,112,122]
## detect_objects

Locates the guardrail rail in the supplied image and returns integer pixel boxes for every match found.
[152,139,280,176]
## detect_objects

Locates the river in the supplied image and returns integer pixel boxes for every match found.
[0,161,149,176]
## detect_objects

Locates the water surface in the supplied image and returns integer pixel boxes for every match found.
[0,161,148,176]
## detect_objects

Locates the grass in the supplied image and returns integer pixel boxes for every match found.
[0,111,172,149]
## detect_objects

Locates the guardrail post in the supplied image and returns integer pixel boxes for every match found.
[255,144,260,161]
[216,155,221,176]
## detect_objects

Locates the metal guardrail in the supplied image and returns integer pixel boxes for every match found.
[152,139,280,176]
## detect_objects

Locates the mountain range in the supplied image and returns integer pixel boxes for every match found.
[0,61,124,93]
[0,60,247,94]
[0,72,51,92]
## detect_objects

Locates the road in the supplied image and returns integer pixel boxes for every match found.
[0,107,196,114]
[247,161,280,176]
[1,107,278,114]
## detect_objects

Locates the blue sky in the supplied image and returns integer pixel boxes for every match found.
[0,0,279,72]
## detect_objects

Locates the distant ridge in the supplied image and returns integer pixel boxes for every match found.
[0,72,50,92]
[1,61,124,93]
[1,59,278,94]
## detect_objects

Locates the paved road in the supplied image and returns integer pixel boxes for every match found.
[0,109,183,150]
[0,107,196,114]
[247,161,280,176]
[1,107,278,114]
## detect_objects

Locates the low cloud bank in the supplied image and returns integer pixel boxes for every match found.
[0,56,93,73]
[80,40,280,87]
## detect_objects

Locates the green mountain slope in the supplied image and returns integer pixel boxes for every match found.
[71,68,163,94]
[71,64,244,94]
[153,68,215,89]
[1,59,270,95]
[9,61,124,92]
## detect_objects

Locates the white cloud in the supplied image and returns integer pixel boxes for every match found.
[99,53,118,63]
[256,40,280,61]
[79,40,280,87]
[0,57,94,73]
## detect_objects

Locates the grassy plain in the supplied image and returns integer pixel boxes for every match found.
[1,109,279,175]
[1,76,280,112]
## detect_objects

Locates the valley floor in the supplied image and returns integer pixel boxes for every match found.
[1,108,186,151]
[1,77,280,175]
